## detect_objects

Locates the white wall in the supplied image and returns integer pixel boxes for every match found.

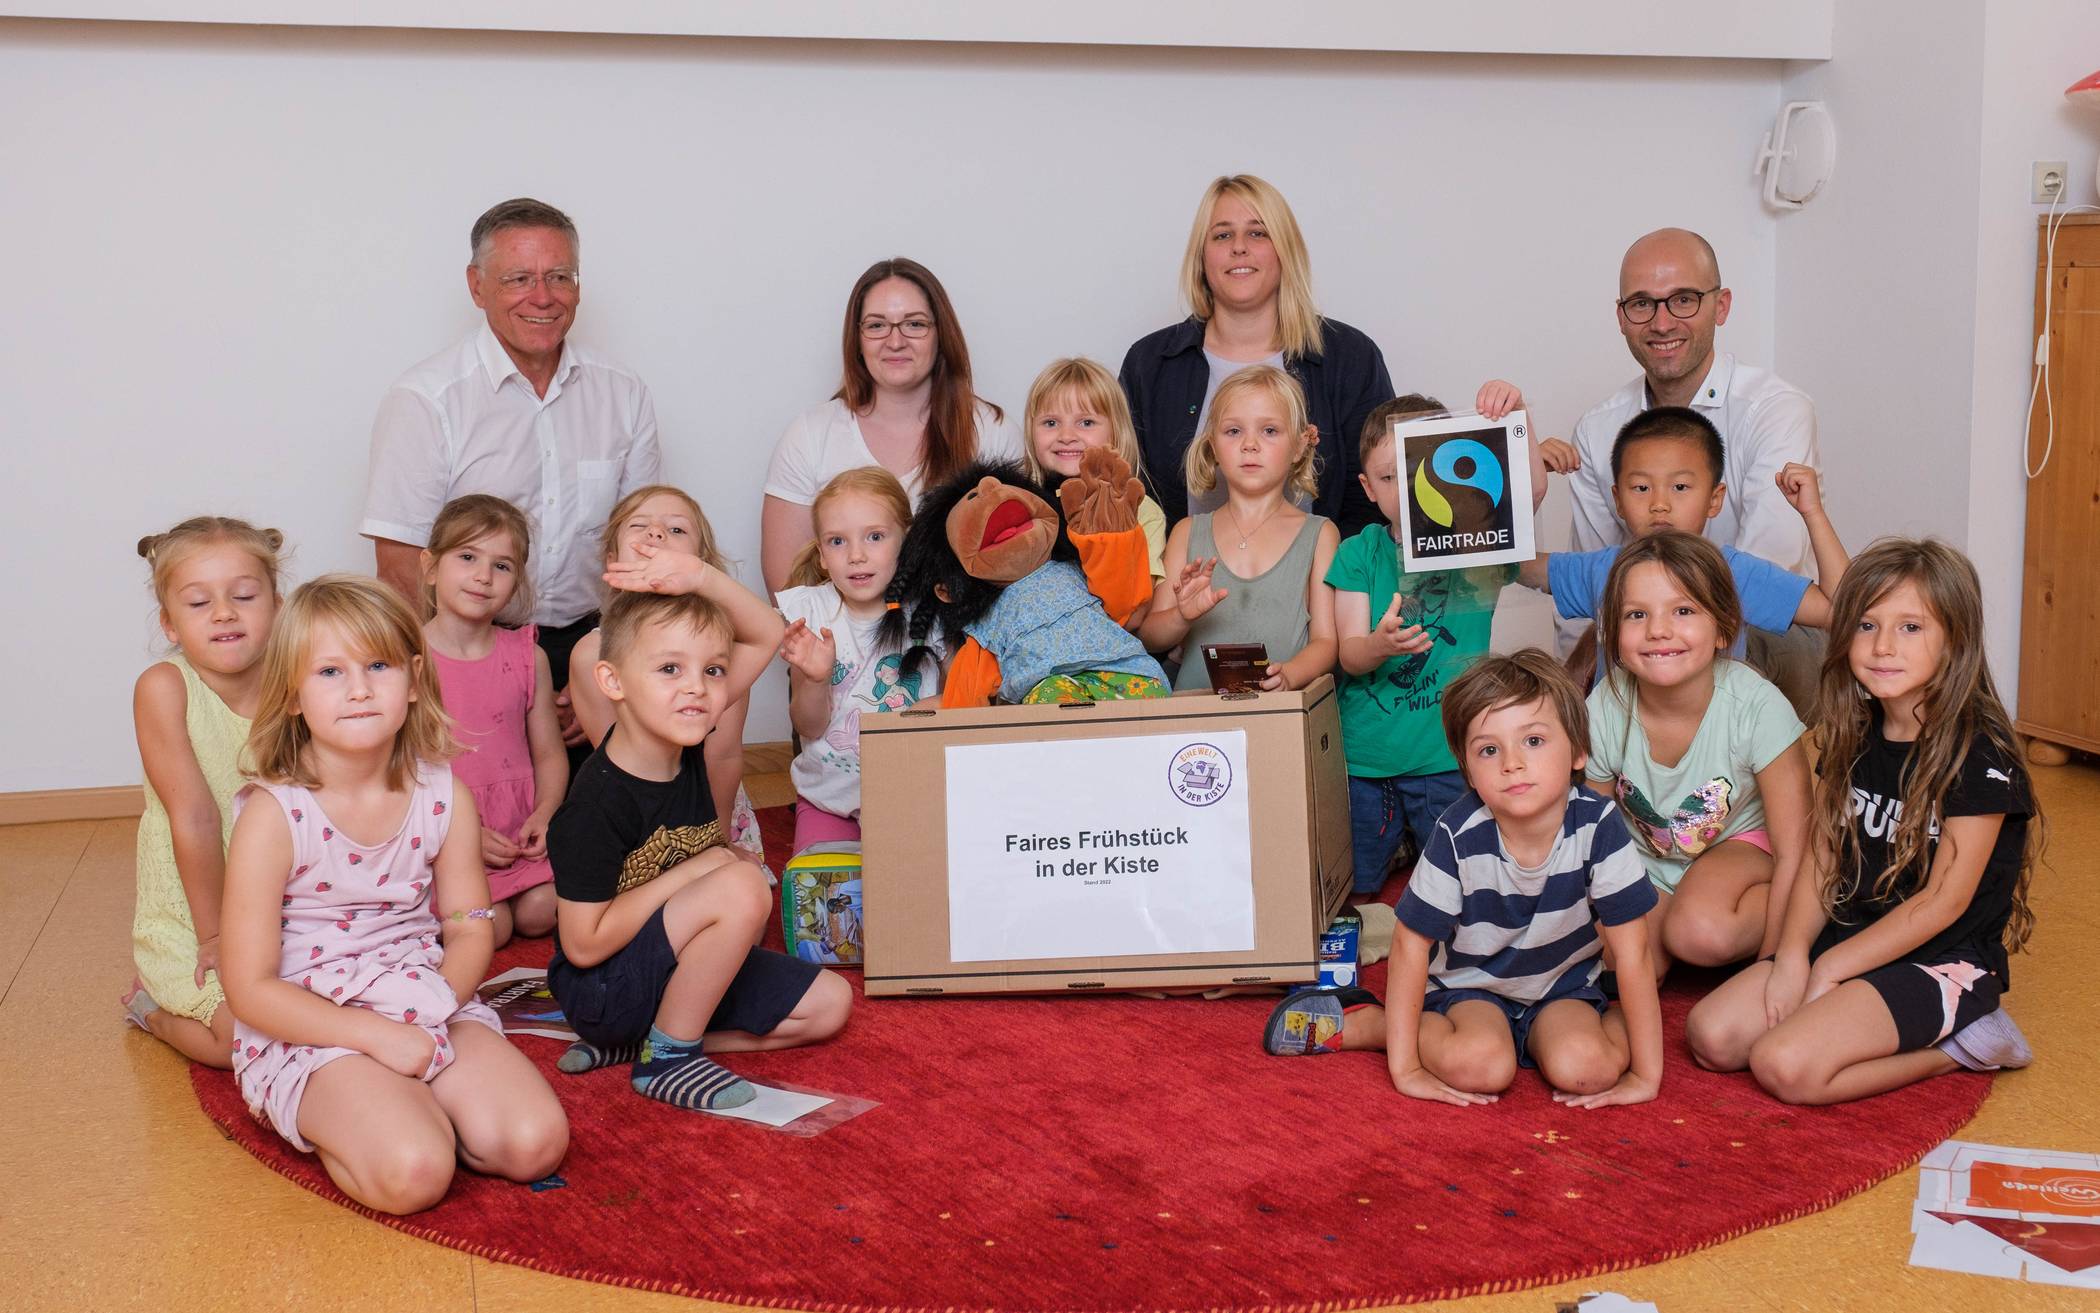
[1968,4,2100,705]
[1776,0,2100,705]
[1775,1,1989,559]
[3,18,1789,793]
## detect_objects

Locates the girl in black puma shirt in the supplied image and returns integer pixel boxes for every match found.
[1685,538,2042,1105]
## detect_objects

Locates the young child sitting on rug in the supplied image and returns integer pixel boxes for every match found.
[775,466,928,857]
[419,494,567,948]
[218,576,567,1214]
[1264,650,1664,1110]
[1579,532,1812,981]
[567,485,772,875]
[126,516,285,1067]
[546,552,851,1110]
[1684,539,2040,1104]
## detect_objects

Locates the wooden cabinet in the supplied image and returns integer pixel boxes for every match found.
[2019,215,2100,762]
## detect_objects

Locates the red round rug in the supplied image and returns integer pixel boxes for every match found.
[191,805,1992,1311]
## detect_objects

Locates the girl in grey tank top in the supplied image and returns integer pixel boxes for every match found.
[1171,512,1328,691]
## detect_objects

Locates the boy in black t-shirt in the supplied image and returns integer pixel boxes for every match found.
[547,562,850,1111]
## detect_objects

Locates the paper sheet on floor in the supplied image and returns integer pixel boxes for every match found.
[476,966,577,1042]
[708,1084,833,1128]
[1908,1139,2100,1288]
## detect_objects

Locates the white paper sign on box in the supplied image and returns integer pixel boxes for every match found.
[944,730,1254,962]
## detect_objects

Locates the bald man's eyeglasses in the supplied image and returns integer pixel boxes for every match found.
[1618,286,1720,325]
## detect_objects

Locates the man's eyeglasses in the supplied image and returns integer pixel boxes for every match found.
[861,317,934,340]
[493,269,580,294]
[1617,286,1720,324]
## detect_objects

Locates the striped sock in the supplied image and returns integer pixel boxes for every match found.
[631,1028,756,1111]
[556,1039,640,1074]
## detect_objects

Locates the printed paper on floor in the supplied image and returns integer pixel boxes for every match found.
[1909,1139,2100,1288]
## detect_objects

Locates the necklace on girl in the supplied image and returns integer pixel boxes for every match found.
[1224,500,1282,551]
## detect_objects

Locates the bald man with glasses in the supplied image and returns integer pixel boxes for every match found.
[1553,228,1822,711]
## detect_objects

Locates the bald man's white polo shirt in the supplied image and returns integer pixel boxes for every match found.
[1566,353,1820,575]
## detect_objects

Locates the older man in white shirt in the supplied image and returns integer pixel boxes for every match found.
[362,198,661,745]
[1558,228,1822,710]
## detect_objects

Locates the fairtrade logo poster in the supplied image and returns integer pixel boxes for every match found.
[1394,409,1536,572]
[944,731,1254,962]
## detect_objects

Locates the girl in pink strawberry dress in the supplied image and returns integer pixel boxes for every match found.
[219,575,567,1216]
[419,495,567,947]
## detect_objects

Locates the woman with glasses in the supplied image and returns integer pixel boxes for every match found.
[761,258,1021,594]
[1117,175,1395,539]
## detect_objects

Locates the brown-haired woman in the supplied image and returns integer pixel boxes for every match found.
[760,257,1021,594]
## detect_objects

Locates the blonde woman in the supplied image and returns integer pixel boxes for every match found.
[1119,174,1393,536]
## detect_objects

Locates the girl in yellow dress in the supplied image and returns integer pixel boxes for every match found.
[125,517,284,1067]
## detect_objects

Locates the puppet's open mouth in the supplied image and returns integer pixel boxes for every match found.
[978,499,1034,551]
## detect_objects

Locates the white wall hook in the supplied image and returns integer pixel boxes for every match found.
[1756,100,1837,209]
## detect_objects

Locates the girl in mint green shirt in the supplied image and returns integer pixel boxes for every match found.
[1582,532,1811,982]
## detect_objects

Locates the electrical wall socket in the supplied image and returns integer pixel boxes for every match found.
[2034,160,2068,204]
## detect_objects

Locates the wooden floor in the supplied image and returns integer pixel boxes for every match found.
[5,764,2098,1312]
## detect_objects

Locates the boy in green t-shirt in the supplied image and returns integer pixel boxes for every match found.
[1328,391,1536,895]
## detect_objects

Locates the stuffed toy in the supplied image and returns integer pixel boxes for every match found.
[878,449,1168,707]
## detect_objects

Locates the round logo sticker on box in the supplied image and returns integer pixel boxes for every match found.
[1169,742,1233,807]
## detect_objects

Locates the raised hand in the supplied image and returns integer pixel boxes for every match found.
[1537,437,1581,475]
[1775,462,1826,518]
[1371,594,1433,658]
[1172,556,1228,622]
[1057,447,1145,535]
[778,617,838,682]
[603,541,711,596]
[1474,378,1526,421]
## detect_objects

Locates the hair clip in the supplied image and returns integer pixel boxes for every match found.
[446,906,495,922]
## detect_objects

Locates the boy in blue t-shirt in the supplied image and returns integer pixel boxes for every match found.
[1522,407,1848,682]
[1327,390,1538,896]
[1263,651,1664,1109]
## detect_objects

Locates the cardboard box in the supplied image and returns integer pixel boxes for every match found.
[859,676,1353,996]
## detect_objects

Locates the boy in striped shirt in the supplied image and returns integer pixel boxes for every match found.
[1264,650,1664,1108]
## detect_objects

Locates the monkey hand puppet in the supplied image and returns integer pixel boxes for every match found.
[876,449,1168,708]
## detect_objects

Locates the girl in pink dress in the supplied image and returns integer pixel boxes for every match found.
[420,496,568,947]
[219,575,567,1215]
